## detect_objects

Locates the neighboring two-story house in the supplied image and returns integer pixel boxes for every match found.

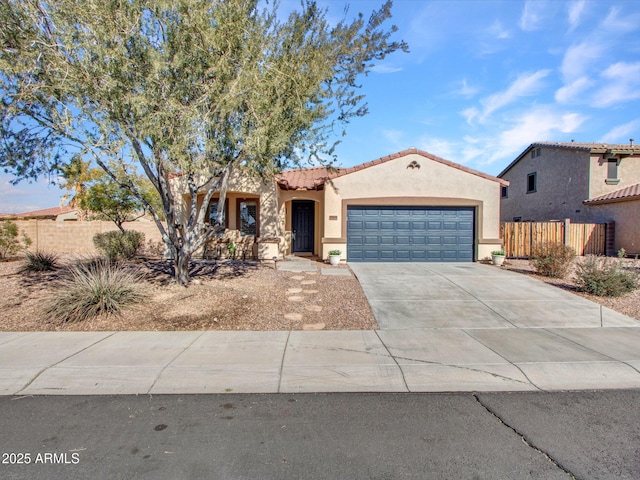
[498,141,640,255]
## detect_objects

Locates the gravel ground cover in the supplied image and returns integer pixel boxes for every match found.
[0,255,377,331]
[502,258,640,321]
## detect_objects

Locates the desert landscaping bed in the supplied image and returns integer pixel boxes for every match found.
[1,255,638,332]
[0,255,377,331]
[503,258,640,321]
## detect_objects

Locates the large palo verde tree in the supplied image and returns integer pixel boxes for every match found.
[0,0,408,284]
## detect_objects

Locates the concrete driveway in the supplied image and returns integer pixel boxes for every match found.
[349,262,637,330]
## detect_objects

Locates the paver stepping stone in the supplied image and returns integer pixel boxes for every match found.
[304,271,318,275]
[305,305,322,312]
[287,288,303,294]
[302,322,325,330]
[301,280,316,285]
[290,276,304,281]
[303,289,319,294]
[288,296,304,302]
[284,313,303,321]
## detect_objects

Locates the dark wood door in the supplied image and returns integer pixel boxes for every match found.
[292,201,314,253]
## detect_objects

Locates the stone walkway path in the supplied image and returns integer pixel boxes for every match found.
[278,256,351,330]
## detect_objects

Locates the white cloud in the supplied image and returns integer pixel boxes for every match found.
[455,79,480,98]
[478,70,551,121]
[486,107,587,164]
[519,0,549,32]
[600,119,640,143]
[602,6,640,33]
[567,0,586,32]
[417,136,457,162]
[371,64,403,74]
[592,62,640,107]
[461,107,479,125]
[382,129,406,149]
[555,76,592,104]
[560,40,605,82]
[488,19,510,40]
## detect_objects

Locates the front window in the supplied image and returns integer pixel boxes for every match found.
[208,199,228,228]
[238,200,258,236]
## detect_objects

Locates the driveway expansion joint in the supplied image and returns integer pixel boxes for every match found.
[473,393,579,479]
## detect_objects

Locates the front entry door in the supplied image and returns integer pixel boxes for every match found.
[292,201,314,253]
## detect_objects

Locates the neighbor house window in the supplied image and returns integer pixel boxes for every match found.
[527,172,537,193]
[238,200,258,236]
[501,186,508,198]
[530,147,541,158]
[606,159,620,184]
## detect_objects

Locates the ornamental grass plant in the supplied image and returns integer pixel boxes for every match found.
[45,259,145,323]
[21,251,59,272]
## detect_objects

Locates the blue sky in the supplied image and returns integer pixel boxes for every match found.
[2,0,639,213]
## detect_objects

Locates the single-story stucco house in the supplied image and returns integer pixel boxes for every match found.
[172,148,508,263]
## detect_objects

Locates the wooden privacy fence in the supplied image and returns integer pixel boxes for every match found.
[501,221,606,257]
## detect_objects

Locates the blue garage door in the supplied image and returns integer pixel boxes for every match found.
[347,206,474,262]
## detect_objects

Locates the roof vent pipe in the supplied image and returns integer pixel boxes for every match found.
[631,138,634,146]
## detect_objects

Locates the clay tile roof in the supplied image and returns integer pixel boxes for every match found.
[532,141,640,154]
[277,166,339,190]
[10,205,77,219]
[584,183,640,205]
[278,148,507,190]
[499,141,640,177]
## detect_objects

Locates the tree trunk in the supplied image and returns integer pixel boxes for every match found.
[174,248,191,285]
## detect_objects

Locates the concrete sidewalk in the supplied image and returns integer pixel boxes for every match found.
[1,327,639,395]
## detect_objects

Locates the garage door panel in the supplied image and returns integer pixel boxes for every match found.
[347,206,474,262]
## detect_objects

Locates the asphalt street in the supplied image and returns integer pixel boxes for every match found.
[1,390,638,480]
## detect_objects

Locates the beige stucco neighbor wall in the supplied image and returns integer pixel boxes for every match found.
[500,147,590,222]
[14,220,163,254]
[322,152,503,260]
[589,154,640,199]
[588,200,640,255]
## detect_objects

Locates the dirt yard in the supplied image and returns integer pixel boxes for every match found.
[0,256,377,331]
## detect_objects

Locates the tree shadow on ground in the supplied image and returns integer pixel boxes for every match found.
[142,259,261,285]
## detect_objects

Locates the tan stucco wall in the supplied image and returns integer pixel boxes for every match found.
[501,147,640,223]
[322,152,503,260]
[588,200,640,255]
[174,171,279,239]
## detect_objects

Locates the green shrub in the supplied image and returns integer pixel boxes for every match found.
[45,259,145,323]
[21,251,59,272]
[530,242,575,278]
[93,230,145,261]
[0,220,31,260]
[574,256,639,297]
